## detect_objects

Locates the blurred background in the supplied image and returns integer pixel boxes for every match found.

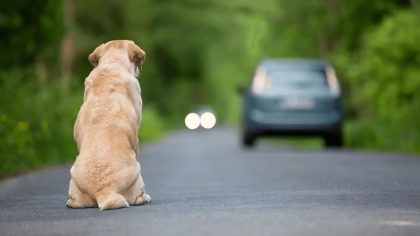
[1,0,420,177]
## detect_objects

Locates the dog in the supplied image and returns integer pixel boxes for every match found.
[67,40,151,210]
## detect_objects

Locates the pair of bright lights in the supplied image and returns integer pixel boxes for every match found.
[185,112,216,130]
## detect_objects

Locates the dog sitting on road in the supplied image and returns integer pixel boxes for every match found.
[67,40,151,210]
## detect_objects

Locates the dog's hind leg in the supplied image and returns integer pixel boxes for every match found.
[134,191,151,205]
[124,174,151,206]
[67,179,96,208]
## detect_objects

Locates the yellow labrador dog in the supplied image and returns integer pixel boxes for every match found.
[67,40,151,210]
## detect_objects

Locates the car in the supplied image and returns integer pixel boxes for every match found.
[240,59,344,148]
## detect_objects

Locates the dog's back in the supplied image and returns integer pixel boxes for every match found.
[67,40,150,210]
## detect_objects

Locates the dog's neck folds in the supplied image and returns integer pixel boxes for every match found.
[99,51,138,78]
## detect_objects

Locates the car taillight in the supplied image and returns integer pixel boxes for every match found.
[251,68,270,94]
[326,68,340,96]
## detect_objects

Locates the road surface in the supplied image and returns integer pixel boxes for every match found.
[1,128,420,235]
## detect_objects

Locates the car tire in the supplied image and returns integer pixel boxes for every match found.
[324,131,343,148]
[242,132,256,148]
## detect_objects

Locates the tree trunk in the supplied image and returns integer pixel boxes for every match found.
[411,0,420,14]
[61,0,75,78]
[319,0,340,56]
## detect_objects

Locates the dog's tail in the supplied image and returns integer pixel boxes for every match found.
[96,189,129,210]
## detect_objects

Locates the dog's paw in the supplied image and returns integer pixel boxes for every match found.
[144,193,151,203]
[66,199,74,208]
[134,192,151,205]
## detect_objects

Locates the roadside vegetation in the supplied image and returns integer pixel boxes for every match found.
[1,0,419,177]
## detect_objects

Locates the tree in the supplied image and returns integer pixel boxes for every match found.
[0,0,63,72]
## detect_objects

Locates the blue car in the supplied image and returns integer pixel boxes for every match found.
[241,59,344,148]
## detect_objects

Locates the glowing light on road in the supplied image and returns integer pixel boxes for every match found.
[185,113,200,130]
[200,112,216,129]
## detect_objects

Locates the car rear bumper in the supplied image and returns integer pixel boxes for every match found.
[244,108,343,136]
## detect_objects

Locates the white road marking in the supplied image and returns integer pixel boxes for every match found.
[380,220,420,226]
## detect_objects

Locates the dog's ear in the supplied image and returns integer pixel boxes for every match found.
[88,43,106,67]
[128,42,146,67]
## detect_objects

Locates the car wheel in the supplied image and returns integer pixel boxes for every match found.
[242,132,256,148]
[324,131,343,148]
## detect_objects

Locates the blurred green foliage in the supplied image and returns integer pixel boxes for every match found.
[140,107,165,142]
[0,0,63,70]
[0,70,81,175]
[1,0,420,177]
[341,10,420,154]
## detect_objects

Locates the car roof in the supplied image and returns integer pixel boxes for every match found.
[259,59,331,71]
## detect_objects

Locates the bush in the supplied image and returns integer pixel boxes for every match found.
[0,71,166,177]
[139,106,165,143]
[337,10,420,154]
[0,71,82,177]
[354,10,420,121]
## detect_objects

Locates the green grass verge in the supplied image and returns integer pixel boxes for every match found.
[344,119,420,155]
[0,72,165,178]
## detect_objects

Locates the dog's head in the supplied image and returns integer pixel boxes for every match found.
[88,40,146,75]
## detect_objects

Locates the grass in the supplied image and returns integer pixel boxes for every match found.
[262,137,324,150]
[0,72,166,178]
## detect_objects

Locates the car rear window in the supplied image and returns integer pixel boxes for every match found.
[267,69,328,90]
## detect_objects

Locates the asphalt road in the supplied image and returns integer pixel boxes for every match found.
[1,127,420,236]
